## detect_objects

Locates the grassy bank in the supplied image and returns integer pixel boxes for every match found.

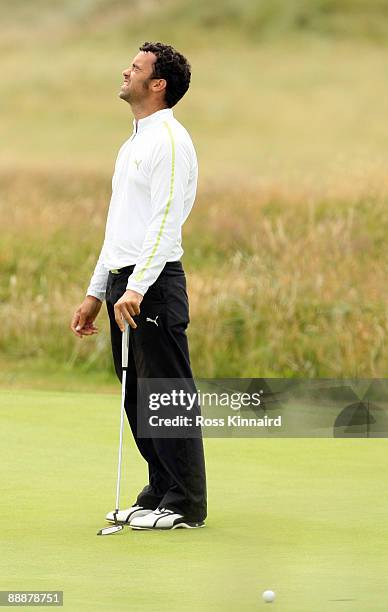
[1,167,387,382]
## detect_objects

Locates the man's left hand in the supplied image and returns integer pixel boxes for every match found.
[114,289,143,331]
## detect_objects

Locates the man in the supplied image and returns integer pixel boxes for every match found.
[70,42,207,530]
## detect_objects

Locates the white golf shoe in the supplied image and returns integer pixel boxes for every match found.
[105,505,154,525]
[130,507,205,530]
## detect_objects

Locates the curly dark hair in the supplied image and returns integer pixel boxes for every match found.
[139,41,191,108]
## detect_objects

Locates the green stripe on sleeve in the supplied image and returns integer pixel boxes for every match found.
[133,121,176,283]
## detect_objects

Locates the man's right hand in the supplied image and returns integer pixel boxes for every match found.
[70,296,102,339]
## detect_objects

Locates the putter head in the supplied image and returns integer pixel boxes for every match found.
[97,524,124,536]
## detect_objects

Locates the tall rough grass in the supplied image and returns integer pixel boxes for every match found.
[1,167,387,380]
[3,0,388,44]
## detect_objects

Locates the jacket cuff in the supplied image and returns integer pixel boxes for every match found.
[86,290,105,302]
[125,280,146,297]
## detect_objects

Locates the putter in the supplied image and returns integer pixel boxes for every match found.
[97,320,130,536]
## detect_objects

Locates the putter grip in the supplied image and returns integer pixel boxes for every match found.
[121,321,129,368]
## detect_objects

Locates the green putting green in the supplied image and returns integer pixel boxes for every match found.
[1,389,388,611]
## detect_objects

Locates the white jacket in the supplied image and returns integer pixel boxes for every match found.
[86,107,198,299]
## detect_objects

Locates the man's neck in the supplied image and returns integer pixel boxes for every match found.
[131,103,169,129]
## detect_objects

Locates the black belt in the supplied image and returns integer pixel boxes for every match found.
[109,261,182,275]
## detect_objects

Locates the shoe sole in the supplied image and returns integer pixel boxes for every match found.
[131,522,205,531]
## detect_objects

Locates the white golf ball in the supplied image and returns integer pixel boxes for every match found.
[262,590,275,603]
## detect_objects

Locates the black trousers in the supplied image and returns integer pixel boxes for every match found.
[105,261,207,522]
